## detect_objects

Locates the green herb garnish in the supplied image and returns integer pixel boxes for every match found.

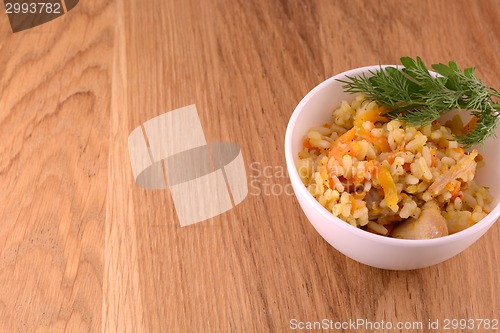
[337,56,500,147]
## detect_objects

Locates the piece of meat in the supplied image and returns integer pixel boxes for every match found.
[427,150,478,196]
[390,201,448,239]
[365,188,395,223]
[365,188,383,208]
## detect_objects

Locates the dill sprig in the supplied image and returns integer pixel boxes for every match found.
[337,56,500,147]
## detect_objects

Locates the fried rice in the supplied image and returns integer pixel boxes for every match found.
[296,94,492,238]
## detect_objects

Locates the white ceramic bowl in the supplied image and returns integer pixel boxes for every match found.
[285,65,500,270]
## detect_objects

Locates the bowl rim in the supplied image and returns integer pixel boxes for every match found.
[284,65,500,247]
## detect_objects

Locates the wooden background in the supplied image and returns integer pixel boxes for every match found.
[0,0,499,331]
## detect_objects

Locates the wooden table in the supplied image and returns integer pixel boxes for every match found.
[0,0,499,331]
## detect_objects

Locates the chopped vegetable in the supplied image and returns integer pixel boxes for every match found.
[376,165,398,212]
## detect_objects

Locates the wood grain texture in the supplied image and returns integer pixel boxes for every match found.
[0,1,115,331]
[103,0,145,331]
[0,0,499,332]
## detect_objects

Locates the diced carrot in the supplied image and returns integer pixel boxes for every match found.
[387,146,409,164]
[373,137,391,152]
[453,147,464,155]
[351,199,358,214]
[328,147,346,163]
[329,141,362,162]
[320,166,328,180]
[463,116,478,133]
[358,128,390,152]
[304,139,320,153]
[335,128,357,145]
[365,160,379,175]
[347,142,362,157]
[451,183,461,197]
[346,175,364,192]
[377,165,398,212]
[327,128,357,163]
